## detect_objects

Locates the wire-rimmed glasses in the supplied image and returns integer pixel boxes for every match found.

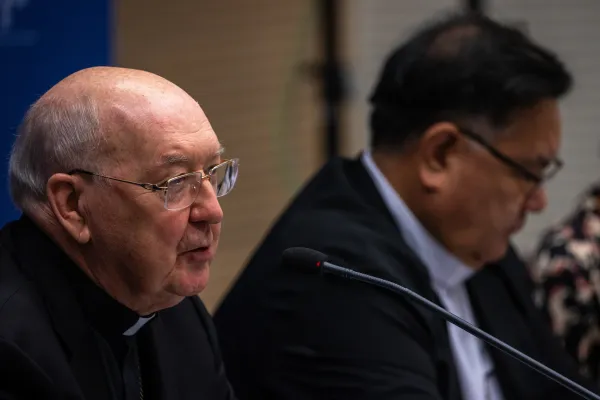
[69,158,239,210]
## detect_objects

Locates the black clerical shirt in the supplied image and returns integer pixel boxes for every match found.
[63,254,153,400]
[0,216,237,400]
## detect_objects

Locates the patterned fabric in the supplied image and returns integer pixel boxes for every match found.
[530,185,600,384]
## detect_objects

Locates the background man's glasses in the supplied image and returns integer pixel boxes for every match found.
[69,158,239,211]
[459,128,562,185]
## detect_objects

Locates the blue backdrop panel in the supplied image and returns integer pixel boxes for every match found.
[0,0,111,225]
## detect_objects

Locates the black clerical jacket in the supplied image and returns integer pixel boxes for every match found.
[214,156,597,400]
[0,216,236,400]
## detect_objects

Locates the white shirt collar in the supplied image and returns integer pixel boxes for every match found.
[123,313,156,336]
[361,150,475,289]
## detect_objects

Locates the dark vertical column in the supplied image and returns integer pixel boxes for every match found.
[318,0,345,160]
[466,0,485,13]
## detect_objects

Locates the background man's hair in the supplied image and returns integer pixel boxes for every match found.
[369,12,573,151]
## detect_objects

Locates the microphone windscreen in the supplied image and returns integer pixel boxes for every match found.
[282,247,327,273]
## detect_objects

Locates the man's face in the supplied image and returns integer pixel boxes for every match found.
[81,93,224,312]
[432,100,562,266]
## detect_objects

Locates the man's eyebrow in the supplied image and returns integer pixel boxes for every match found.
[158,153,191,168]
[156,145,225,168]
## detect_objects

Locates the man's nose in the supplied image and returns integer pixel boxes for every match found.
[525,185,548,213]
[189,181,223,224]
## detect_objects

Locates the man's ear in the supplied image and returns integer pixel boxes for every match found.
[46,173,91,244]
[417,122,462,191]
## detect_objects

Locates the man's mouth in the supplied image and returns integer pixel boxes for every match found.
[179,244,215,262]
[183,245,210,254]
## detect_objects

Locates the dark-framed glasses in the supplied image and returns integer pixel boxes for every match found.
[69,158,239,211]
[459,128,563,185]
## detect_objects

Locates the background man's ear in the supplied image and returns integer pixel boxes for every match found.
[418,122,462,191]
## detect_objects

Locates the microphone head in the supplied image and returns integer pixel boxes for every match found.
[282,247,327,273]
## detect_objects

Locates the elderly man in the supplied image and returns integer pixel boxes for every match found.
[214,13,596,400]
[0,67,238,399]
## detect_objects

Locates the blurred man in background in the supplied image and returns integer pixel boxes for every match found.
[0,67,238,399]
[531,184,600,385]
[214,12,596,400]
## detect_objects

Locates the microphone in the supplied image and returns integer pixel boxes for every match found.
[282,247,600,400]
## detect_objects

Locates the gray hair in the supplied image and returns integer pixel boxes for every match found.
[8,94,103,212]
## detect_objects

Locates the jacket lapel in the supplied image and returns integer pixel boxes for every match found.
[466,254,542,399]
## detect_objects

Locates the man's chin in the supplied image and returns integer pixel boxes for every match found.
[174,263,211,297]
[466,240,511,269]
[482,241,512,266]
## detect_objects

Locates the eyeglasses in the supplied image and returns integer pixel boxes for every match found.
[69,158,239,211]
[459,128,563,185]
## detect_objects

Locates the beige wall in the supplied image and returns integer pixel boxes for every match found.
[115,0,323,312]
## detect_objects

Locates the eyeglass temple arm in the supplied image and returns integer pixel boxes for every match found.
[459,130,543,183]
[68,169,166,192]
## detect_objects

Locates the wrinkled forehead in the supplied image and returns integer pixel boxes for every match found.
[102,95,222,173]
[105,87,204,131]
[151,131,224,173]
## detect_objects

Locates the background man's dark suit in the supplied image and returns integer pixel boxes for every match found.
[214,156,594,399]
[0,217,235,400]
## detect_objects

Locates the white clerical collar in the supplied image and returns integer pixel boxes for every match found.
[123,313,156,336]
